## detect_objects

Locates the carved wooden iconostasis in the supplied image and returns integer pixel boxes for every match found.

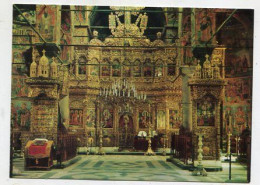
[11,5,253,170]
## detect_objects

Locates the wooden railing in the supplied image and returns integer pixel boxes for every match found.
[56,134,77,162]
[171,134,193,164]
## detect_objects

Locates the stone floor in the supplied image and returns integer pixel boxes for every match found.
[12,155,248,183]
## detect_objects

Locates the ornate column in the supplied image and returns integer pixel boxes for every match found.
[180,66,195,132]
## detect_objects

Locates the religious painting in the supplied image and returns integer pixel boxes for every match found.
[89,58,99,76]
[195,9,215,44]
[74,6,87,24]
[101,65,110,76]
[223,105,251,136]
[224,106,234,134]
[181,11,193,65]
[169,109,182,129]
[112,60,121,77]
[14,7,36,24]
[70,109,83,126]
[143,60,153,77]
[78,63,87,75]
[167,63,176,76]
[86,109,96,128]
[133,60,141,77]
[61,6,71,32]
[101,59,110,76]
[155,62,164,77]
[119,114,133,131]
[234,106,248,134]
[78,56,87,75]
[11,100,31,130]
[102,108,113,128]
[12,49,26,64]
[225,50,252,78]
[36,5,56,42]
[197,96,215,126]
[139,110,150,128]
[225,77,252,104]
[157,110,166,129]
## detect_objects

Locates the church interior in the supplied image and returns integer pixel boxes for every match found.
[10,4,253,182]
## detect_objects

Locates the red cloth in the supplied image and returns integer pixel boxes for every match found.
[28,143,47,156]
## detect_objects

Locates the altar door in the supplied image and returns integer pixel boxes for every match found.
[118,114,134,150]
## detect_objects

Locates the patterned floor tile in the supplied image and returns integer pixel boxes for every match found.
[11,155,248,182]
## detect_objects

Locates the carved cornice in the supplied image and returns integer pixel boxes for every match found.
[26,77,62,86]
[189,78,226,86]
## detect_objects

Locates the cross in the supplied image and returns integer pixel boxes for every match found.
[42,49,46,56]
[205,54,209,61]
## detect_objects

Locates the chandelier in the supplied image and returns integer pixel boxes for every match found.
[99,78,147,102]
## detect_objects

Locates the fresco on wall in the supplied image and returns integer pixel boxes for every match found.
[36,5,57,42]
[223,105,251,136]
[195,9,215,44]
[225,77,252,104]
[225,50,252,78]
[102,108,113,128]
[70,109,83,126]
[11,100,31,130]
[61,6,72,62]
[182,10,193,65]
[14,9,36,24]
[86,109,96,127]
[11,76,29,98]
[74,6,87,24]
[197,96,215,126]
